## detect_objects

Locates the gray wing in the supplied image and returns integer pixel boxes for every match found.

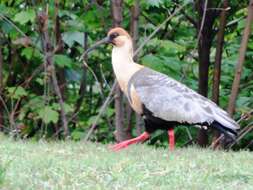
[129,68,239,130]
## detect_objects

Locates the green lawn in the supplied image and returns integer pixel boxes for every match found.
[0,135,252,190]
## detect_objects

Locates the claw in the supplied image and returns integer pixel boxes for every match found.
[109,141,130,151]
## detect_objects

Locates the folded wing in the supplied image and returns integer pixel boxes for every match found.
[128,68,239,131]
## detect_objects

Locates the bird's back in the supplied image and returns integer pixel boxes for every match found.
[127,67,240,134]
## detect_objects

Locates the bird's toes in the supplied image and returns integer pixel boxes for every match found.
[109,142,129,152]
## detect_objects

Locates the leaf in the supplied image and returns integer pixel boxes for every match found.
[71,130,85,141]
[35,78,44,86]
[7,86,28,99]
[58,10,78,20]
[141,54,182,79]
[21,47,43,60]
[62,32,84,47]
[161,40,186,53]
[146,0,163,7]
[19,96,45,120]
[13,10,35,25]
[63,103,73,113]
[87,115,101,126]
[105,108,114,118]
[236,97,251,107]
[38,106,59,124]
[21,47,33,60]
[54,54,72,68]
[65,69,81,82]
[52,103,73,113]
[27,96,45,108]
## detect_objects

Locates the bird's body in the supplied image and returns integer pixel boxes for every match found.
[128,68,239,134]
[87,27,240,151]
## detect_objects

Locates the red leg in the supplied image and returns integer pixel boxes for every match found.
[168,129,175,151]
[110,132,150,151]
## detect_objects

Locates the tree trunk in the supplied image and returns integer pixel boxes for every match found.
[55,9,66,99]
[195,0,217,147]
[111,0,131,141]
[54,0,66,135]
[197,45,211,146]
[130,0,143,135]
[111,0,123,26]
[211,0,228,147]
[212,0,228,104]
[227,0,253,116]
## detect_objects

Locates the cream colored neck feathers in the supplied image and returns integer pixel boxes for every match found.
[111,36,143,93]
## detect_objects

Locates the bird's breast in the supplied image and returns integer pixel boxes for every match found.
[128,84,143,114]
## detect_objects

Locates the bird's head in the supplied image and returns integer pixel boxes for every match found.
[85,27,133,54]
[107,27,132,47]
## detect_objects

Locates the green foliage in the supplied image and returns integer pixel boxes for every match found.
[6,87,28,99]
[62,32,84,47]
[21,47,42,60]
[54,54,73,68]
[0,0,252,147]
[71,130,85,141]
[13,10,35,25]
[146,0,164,7]
[38,106,59,124]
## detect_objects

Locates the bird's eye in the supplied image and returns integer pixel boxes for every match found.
[110,32,119,40]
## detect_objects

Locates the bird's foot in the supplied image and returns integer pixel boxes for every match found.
[168,129,175,151]
[109,141,131,151]
[109,132,150,152]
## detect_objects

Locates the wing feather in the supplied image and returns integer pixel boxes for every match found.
[130,68,239,130]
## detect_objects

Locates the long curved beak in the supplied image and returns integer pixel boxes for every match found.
[84,36,111,55]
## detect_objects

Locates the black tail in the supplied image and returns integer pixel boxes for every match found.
[211,121,237,141]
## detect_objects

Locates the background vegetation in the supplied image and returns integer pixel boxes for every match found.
[0,0,252,149]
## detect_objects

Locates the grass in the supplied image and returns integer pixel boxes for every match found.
[0,135,253,190]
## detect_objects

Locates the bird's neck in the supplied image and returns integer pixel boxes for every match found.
[112,46,143,93]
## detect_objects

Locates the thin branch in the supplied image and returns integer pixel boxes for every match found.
[210,134,224,149]
[236,109,253,124]
[226,16,245,28]
[210,109,253,149]
[212,0,228,104]
[72,32,88,121]
[227,0,253,116]
[100,64,111,89]
[141,12,157,26]
[197,0,208,44]
[207,7,231,11]
[0,13,28,38]
[84,83,116,141]
[0,44,3,131]
[37,11,69,137]
[85,62,105,98]
[0,95,10,119]
[135,2,190,56]
[228,123,253,149]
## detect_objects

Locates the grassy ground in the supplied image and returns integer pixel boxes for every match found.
[0,135,253,190]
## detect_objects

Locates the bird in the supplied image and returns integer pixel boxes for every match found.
[85,27,240,151]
